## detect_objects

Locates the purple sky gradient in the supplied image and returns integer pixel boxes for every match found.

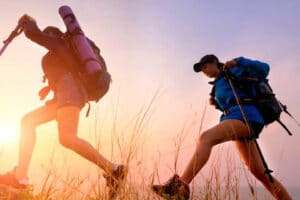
[0,0,299,192]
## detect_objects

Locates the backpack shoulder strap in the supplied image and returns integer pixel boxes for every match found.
[209,85,223,111]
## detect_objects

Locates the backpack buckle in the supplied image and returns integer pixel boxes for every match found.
[223,109,229,115]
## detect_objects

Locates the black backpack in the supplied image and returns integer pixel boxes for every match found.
[221,71,298,135]
[63,36,111,103]
[39,36,111,117]
[78,38,111,103]
[66,37,112,117]
[253,79,297,135]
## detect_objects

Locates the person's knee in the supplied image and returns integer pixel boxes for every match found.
[59,135,76,149]
[21,114,36,132]
[248,165,269,182]
[199,130,219,147]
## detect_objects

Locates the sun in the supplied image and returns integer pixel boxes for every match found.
[0,122,19,146]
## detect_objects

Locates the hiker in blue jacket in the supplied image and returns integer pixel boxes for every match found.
[0,14,126,198]
[152,55,292,200]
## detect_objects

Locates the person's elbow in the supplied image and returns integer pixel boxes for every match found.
[23,29,35,39]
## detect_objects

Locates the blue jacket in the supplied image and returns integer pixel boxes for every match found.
[211,57,270,124]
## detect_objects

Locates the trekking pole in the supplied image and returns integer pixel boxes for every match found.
[0,24,23,56]
[224,70,274,183]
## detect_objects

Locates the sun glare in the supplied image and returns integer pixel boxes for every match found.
[0,122,19,146]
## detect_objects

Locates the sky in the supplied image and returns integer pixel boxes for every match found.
[0,0,300,195]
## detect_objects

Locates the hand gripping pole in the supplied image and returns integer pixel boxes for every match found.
[0,25,23,56]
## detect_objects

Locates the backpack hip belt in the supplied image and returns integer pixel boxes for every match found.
[222,98,254,116]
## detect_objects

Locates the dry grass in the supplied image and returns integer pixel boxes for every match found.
[0,98,272,200]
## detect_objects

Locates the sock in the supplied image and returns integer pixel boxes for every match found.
[13,166,28,184]
[113,164,119,172]
[179,176,189,186]
[18,177,29,185]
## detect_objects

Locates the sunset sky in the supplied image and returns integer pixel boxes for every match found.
[0,0,299,196]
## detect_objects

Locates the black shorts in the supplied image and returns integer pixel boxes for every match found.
[238,121,264,141]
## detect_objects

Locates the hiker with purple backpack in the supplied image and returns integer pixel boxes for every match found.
[0,10,127,199]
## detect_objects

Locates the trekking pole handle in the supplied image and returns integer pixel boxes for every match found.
[4,24,23,42]
[0,24,23,56]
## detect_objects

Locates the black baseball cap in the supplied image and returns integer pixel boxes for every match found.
[193,54,219,72]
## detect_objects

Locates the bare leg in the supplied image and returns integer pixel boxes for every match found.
[235,140,292,200]
[15,103,57,180]
[181,119,251,183]
[56,106,115,174]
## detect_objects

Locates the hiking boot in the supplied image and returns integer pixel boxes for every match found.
[0,171,28,189]
[103,165,128,199]
[152,174,190,200]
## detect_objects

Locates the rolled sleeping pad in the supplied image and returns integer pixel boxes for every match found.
[59,5,102,74]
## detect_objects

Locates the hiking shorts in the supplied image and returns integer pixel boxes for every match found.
[55,73,88,109]
[237,121,264,141]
